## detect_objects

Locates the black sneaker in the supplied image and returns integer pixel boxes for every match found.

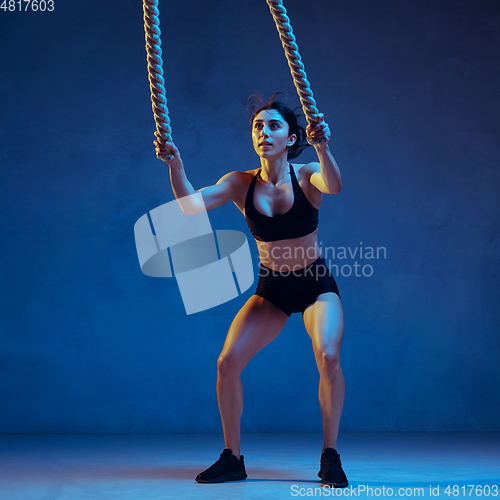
[195,449,248,483]
[318,448,348,487]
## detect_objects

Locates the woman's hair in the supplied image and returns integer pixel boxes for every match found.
[247,93,310,160]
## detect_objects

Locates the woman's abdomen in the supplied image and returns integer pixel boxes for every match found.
[256,230,321,272]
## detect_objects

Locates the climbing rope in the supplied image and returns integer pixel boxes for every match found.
[265,0,323,143]
[142,0,323,152]
[143,0,173,159]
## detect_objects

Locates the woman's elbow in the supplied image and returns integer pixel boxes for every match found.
[176,193,207,215]
[327,182,342,195]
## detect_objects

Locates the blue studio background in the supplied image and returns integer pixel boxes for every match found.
[1,0,499,433]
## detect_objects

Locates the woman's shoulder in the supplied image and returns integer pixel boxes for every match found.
[215,169,258,199]
[216,169,257,184]
[230,168,260,186]
[292,161,321,180]
[292,162,323,205]
[242,167,260,177]
[218,169,259,209]
[224,168,259,178]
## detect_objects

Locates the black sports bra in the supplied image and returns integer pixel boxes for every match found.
[244,164,319,242]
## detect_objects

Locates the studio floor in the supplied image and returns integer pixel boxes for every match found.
[0,432,498,499]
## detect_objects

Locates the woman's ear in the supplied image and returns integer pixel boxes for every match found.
[288,134,297,146]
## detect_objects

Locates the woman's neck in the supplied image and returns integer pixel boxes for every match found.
[259,156,290,185]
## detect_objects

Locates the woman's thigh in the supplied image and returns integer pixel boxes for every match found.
[219,294,289,371]
[302,292,344,354]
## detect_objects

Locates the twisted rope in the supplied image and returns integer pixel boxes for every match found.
[265,0,323,143]
[142,0,321,152]
[143,0,174,159]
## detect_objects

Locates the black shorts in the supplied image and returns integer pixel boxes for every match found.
[255,256,340,316]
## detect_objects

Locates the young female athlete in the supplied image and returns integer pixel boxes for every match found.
[155,95,348,487]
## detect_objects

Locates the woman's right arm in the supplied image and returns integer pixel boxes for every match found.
[155,136,240,213]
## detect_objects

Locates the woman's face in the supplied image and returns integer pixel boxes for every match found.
[252,109,297,158]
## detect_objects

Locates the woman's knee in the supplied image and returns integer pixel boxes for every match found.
[217,351,245,377]
[316,348,341,380]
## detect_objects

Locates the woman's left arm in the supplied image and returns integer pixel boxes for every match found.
[307,115,343,194]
